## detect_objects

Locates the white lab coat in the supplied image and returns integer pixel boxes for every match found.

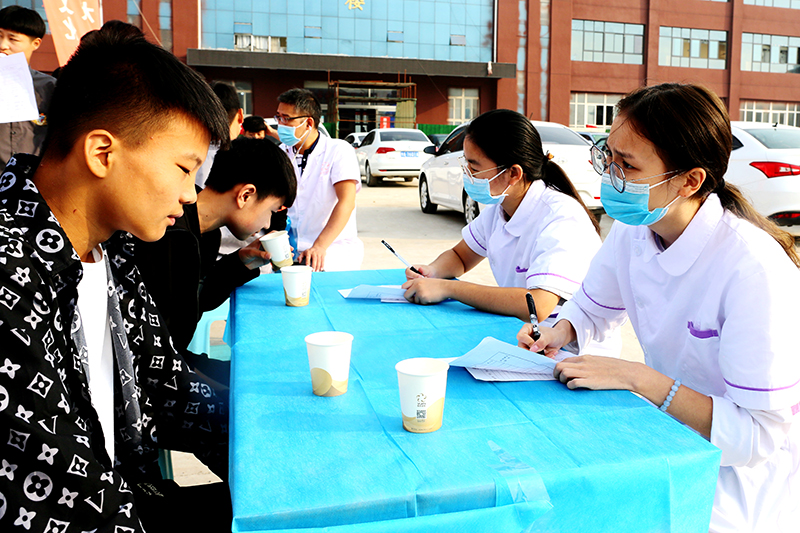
[283,134,363,271]
[558,194,800,532]
[462,180,620,356]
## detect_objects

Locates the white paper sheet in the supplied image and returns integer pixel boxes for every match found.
[0,53,39,124]
[449,336,574,381]
[338,284,410,303]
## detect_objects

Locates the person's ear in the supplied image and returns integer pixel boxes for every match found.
[679,167,706,198]
[29,37,41,52]
[236,108,244,126]
[507,164,524,187]
[83,130,116,179]
[235,184,258,208]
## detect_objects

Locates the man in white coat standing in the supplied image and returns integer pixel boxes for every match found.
[273,88,363,271]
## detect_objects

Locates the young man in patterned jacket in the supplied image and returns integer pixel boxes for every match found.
[0,22,235,532]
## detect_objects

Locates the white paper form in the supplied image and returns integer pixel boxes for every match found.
[0,53,39,124]
[338,284,410,303]
[449,336,574,382]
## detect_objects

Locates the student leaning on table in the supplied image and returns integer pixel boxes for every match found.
[403,108,620,356]
[517,83,800,532]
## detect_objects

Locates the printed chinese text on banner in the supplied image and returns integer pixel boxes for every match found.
[43,0,101,66]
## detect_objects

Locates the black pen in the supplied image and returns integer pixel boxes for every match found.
[526,293,546,355]
[381,240,423,276]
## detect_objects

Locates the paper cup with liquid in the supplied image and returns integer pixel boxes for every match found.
[395,358,449,433]
[281,265,312,307]
[305,331,353,397]
[259,230,293,269]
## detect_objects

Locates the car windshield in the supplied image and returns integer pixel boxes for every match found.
[743,127,800,149]
[538,126,589,146]
[380,130,430,142]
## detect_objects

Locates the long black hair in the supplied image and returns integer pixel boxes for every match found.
[465,109,599,233]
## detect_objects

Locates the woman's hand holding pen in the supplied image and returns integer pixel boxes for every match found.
[516,320,574,359]
[402,276,452,304]
[404,264,433,280]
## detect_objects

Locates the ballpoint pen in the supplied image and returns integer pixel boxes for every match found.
[526,292,546,355]
[381,240,424,276]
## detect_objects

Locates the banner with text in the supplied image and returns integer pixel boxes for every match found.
[43,0,101,65]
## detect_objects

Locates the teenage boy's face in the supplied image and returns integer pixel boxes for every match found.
[103,113,210,242]
[0,29,41,64]
[229,194,284,240]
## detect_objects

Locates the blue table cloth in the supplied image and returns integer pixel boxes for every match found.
[228,269,720,532]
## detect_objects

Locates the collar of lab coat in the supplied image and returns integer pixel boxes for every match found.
[503,179,546,237]
[641,193,723,276]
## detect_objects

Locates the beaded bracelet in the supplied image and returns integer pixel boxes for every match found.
[659,379,681,412]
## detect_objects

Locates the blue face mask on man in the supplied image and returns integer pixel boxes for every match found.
[600,173,682,226]
[462,167,510,205]
[278,122,309,148]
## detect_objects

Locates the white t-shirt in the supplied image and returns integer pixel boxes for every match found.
[558,195,800,532]
[77,247,115,462]
[283,134,363,271]
[195,143,220,188]
[462,180,620,356]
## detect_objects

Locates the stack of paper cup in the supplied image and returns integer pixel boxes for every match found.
[259,230,293,269]
[395,358,450,433]
[280,265,312,307]
[305,331,353,397]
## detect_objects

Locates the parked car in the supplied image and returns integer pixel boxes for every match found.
[344,132,367,147]
[578,131,609,150]
[355,128,435,186]
[418,121,603,224]
[726,121,800,235]
[427,133,450,151]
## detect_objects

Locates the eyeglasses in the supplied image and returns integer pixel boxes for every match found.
[273,114,310,125]
[590,144,683,193]
[458,156,505,185]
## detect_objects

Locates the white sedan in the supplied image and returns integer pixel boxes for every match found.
[418,121,602,225]
[355,128,434,186]
[726,121,800,235]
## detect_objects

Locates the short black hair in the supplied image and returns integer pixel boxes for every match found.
[212,82,242,123]
[43,21,230,160]
[242,115,266,133]
[277,88,321,129]
[0,6,46,39]
[204,137,297,207]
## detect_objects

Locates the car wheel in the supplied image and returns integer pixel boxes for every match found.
[463,193,480,224]
[365,162,381,187]
[419,176,438,214]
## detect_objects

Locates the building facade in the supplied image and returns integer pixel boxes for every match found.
[13,0,800,136]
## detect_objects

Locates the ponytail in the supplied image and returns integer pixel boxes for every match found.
[716,183,800,267]
[542,158,600,234]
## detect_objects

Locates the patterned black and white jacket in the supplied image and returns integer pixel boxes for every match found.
[0,155,228,532]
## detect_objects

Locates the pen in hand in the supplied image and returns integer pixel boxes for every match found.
[381,240,424,276]
[526,293,546,355]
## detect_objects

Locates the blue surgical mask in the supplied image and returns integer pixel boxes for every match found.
[462,168,510,205]
[278,122,309,148]
[600,174,681,226]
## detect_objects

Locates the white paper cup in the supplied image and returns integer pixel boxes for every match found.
[281,265,312,307]
[395,358,449,433]
[305,331,353,397]
[260,230,293,269]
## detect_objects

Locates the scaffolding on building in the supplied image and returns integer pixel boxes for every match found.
[326,78,417,138]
